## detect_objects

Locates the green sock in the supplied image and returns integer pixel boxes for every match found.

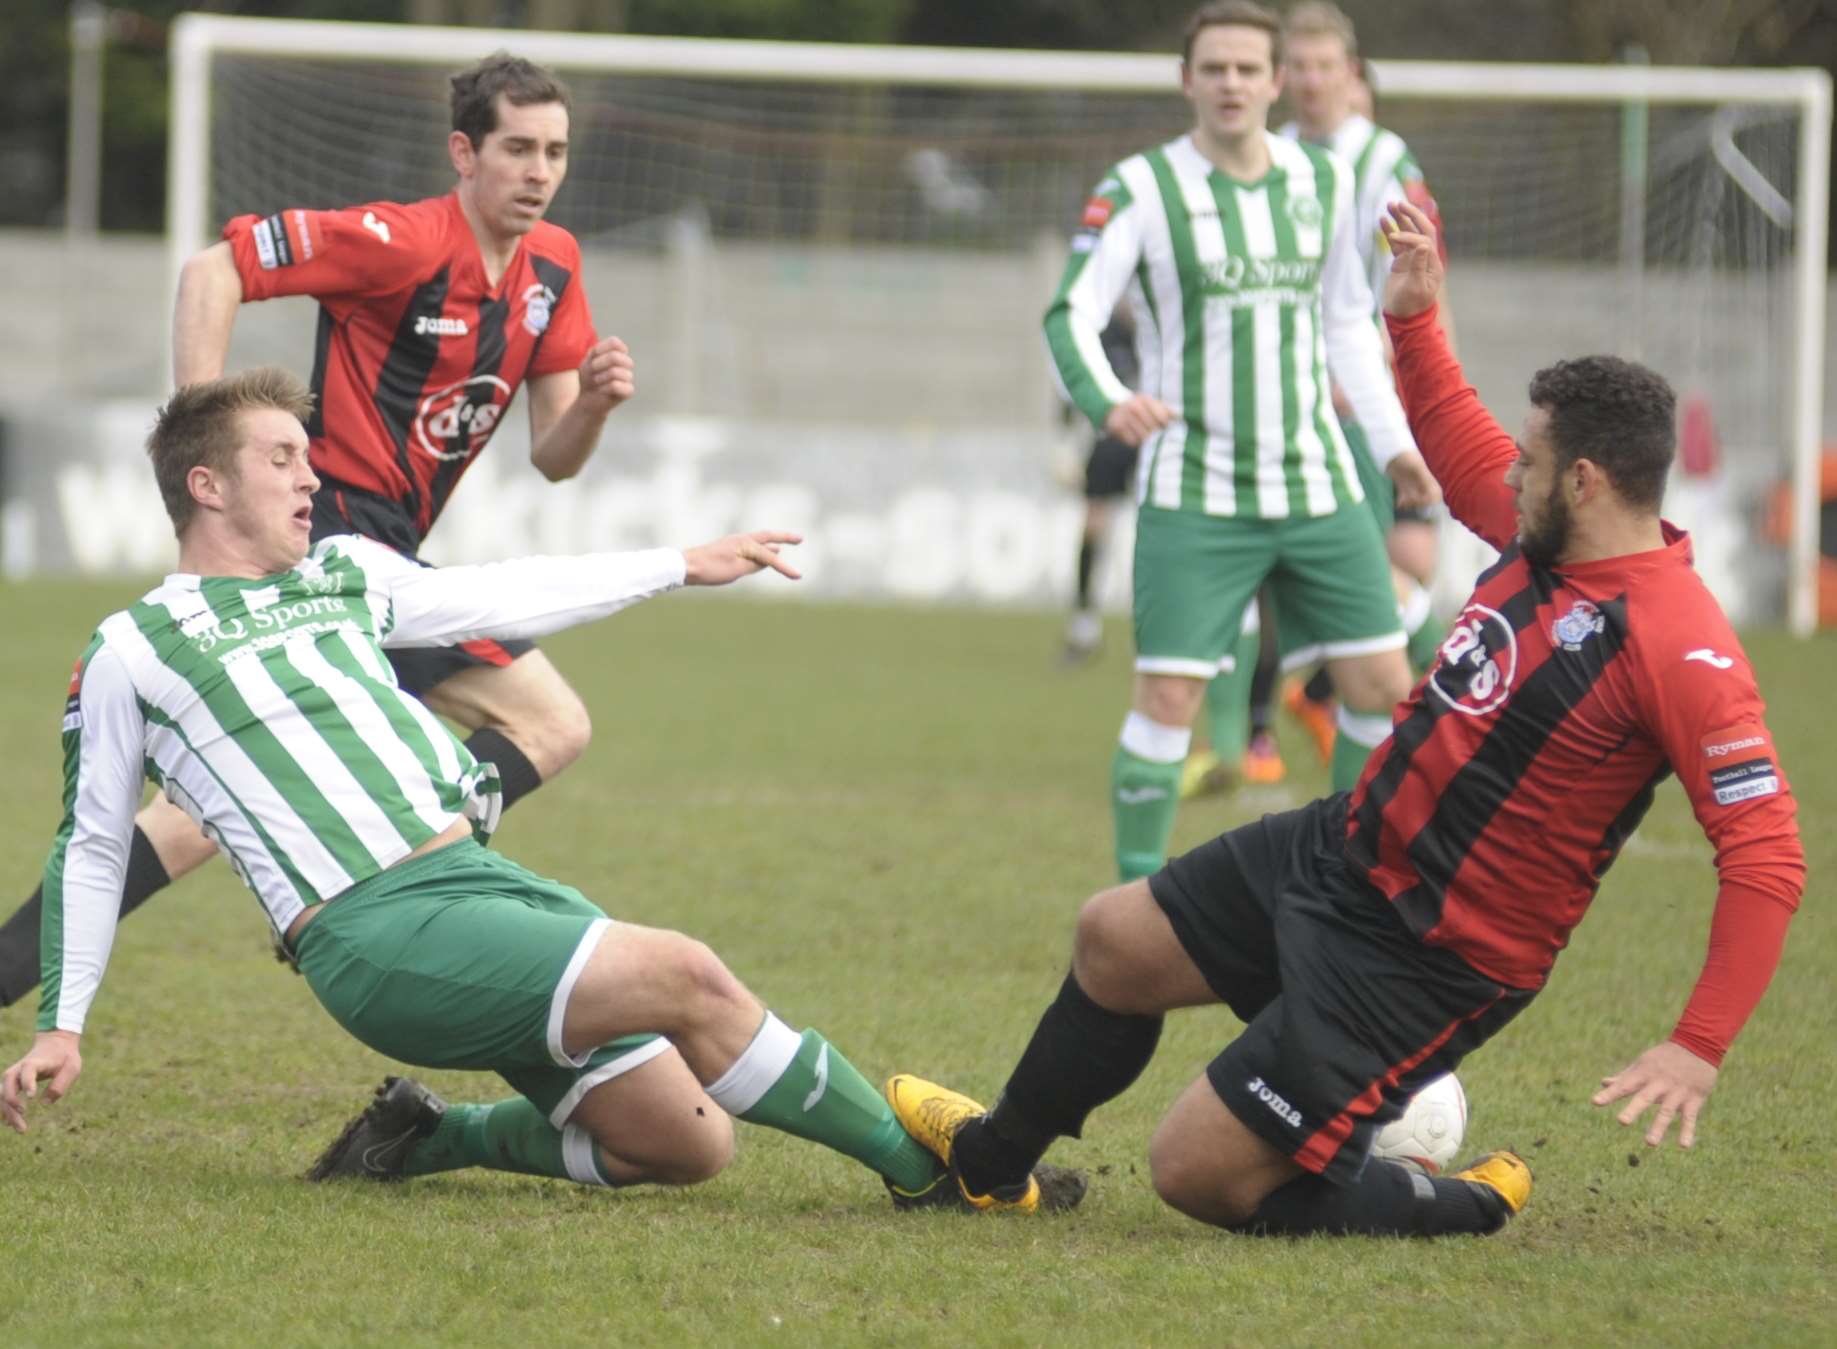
[1406,607,1446,675]
[1204,626,1259,765]
[1113,743,1185,880]
[709,1017,940,1193]
[1330,705,1392,792]
[403,1096,601,1184]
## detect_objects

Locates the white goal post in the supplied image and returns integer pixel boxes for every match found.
[167,15,1830,630]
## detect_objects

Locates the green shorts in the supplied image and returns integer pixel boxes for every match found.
[295,839,667,1126]
[1133,504,1404,677]
[1341,418,1396,535]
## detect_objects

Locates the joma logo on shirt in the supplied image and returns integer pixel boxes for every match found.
[1199,256,1320,297]
[191,595,351,652]
[414,315,469,338]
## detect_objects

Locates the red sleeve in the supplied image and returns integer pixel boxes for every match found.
[222,201,436,304]
[1669,885,1793,1066]
[1383,305,1518,549]
[1632,591,1805,1063]
[527,233,596,378]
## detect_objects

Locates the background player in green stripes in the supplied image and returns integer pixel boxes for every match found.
[1275,2,1455,753]
[0,368,1080,1214]
[1044,0,1439,881]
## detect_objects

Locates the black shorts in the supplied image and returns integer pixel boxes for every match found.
[1148,794,1534,1185]
[1084,436,1140,499]
[309,477,536,699]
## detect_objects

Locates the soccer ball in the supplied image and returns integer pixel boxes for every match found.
[1371,1073,1468,1175]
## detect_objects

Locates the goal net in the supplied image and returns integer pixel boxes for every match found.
[169,18,1829,627]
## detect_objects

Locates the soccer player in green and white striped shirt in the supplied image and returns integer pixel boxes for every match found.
[0,368,1081,1214]
[1044,0,1439,881]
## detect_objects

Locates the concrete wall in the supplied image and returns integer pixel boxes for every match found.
[0,229,1820,622]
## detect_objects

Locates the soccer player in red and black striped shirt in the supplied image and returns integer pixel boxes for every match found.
[0,56,636,1006]
[885,197,1804,1236]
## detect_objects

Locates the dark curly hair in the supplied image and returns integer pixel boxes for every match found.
[1527,356,1676,511]
[450,52,572,150]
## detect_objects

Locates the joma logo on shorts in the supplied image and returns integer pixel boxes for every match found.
[1246,1076,1303,1128]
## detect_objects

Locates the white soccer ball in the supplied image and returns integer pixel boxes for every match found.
[1372,1072,1468,1176]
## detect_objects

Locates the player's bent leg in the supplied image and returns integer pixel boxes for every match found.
[422,649,592,807]
[0,795,216,1008]
[1149,1073,1300,1226]
[564,1046,734,1186]
[1113,674,1207,880]
[561,921,942,1196]
[1324,647,1413,792]
[1071,881,1221,1016]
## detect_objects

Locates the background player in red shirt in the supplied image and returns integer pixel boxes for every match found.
[0,54,637,1006]
[882,198,1804,1236]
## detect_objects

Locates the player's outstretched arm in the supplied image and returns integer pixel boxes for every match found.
[172,241,246,387]
[1,1031,82,1136]
[682,530,804,586]
[1592,1040,1718,1149]
[359,529,803,649]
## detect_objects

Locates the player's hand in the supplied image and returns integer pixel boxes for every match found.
[577,336,635,413]
[1,1031,83,1136]
[1103,394,1175,448]
[1385,450,1442,512]
[1592,1040,1718,1148]
[682,530,803,586]
[1380,199,1445,319]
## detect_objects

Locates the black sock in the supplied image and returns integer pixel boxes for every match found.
[1240,1161,1503,1238]
[953,972,1163,1195]
[1075,538,1097,610]
[464,729,543,812]
[1304,666,1333,704]
[1248,635,1279,737]
[0,825,169,1007]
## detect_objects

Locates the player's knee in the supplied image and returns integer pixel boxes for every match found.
[653,1112,737,1186]
[1148,1125,1256,1226]
[1071,888,1143,1007]
[524,694,592,778]
[664,935,752,1029]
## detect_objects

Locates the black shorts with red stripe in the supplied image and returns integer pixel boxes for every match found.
[308,476,535,698]
[1149,793,1534,1186]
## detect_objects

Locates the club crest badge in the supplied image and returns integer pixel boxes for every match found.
[1551,599,1605,651]
[521,282,555,337]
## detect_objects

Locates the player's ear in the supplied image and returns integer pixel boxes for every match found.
[187,463,226,515]
[449,129,476,179]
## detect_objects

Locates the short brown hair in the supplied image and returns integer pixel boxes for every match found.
[450,52,572,150]
[147,367,314,536]
[1282,1,1358,57]
[1183,1,1282,67]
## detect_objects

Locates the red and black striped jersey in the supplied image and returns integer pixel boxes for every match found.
[222,192,597,544]
[1353,307,1804,1003]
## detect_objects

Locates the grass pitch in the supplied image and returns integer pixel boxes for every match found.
[2,580,1831,1347]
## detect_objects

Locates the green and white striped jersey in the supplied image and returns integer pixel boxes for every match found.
[40,535,684,1035]
[1277,114,1434,316]
[1044,130,1414,520]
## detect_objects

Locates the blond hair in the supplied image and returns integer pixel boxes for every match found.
[146,367,315,535]
[1282,1,1358,57]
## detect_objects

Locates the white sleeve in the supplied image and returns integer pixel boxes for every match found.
[41,640,146,1035]
[1320,170,1417,468]
[377,548,688,649]
[1043,169,1147,428]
